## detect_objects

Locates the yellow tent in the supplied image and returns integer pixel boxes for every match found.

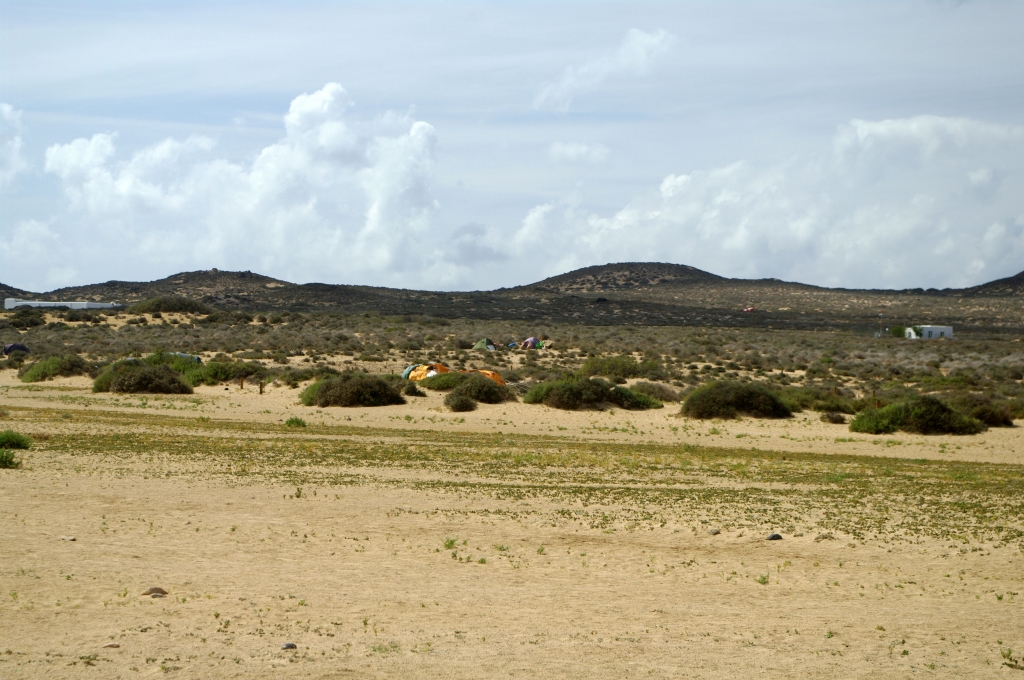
[408,363,451,381]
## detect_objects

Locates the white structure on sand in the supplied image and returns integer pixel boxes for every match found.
[5,298,120,310]
[905,325,953,340]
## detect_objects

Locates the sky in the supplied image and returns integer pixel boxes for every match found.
[2,1,1023,293]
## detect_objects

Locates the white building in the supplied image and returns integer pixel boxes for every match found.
[4,298,120,310]
[905,325,953,340]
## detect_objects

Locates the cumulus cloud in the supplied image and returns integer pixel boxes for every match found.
[509,115,1024,289]
[549,142,609,163]
[1,103,29,185]
[5,83,439,287]
[533,29,675,111]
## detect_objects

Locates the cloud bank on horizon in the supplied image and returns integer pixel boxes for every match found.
[1,2,1023,293]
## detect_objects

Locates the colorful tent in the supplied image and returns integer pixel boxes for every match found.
[521,337,544,349]
[401,364,421,380]
[408,363,451,381]
[459,369,506,385]
[472,338,496,351]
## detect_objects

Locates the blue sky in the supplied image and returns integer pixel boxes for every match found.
[2,1,1023,292]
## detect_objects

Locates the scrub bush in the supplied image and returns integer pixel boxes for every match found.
[849,396,984,435]
[449,375,514,404]
[403,383,426,397]
[110,364,193,394]
[444,392,477,412]
[523,377,659,410]
[682,381,792,419]
[19,354,87,382]
[0,430,31,450]
[301,373,405,408]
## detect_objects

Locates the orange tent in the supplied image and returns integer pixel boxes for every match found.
[459,369,506,385]
[408,363,451,381]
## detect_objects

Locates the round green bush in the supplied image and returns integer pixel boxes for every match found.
[682,381,791,419]
[444,392,477,412]
[850,396,983,435]
[285,417,307,427]
[304,374,406,407]
[110,364,193,394]
[540,382,583,410]
[450,375,514,404]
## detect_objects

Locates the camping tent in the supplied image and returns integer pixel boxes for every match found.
[459,369,506,385]
[401,364,422,380]
[2,343,30,356]
[472,338,496,351]
[521,337,544,349]
[408,363,451,381]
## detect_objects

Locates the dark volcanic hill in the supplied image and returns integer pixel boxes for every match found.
[4,263,1023,333]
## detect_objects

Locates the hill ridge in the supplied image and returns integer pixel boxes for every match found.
[3,262,1022,332]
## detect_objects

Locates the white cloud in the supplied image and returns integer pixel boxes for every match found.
[549,142,609,163]
[8,83,439,287]
[1,103,29,185]
[509,115,1024,289]
[533,29,675,112]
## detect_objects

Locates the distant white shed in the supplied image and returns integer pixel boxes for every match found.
[906,325,953,340]
[4,298,120,310]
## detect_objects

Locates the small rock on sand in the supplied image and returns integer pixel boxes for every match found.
[141,587,167,596]
[60,536,76,541]
[708,528,721,535]
[281,643,297,650]
[766,533,783,540]
[102,643,120,649]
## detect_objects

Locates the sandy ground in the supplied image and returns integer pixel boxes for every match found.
[2,371,1023,678]
[1,372,1022,465]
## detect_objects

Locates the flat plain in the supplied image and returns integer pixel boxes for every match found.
[2,374,1023,678]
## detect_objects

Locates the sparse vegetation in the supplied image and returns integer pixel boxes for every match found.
[285,417,307,428]
[126,296,215,315]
